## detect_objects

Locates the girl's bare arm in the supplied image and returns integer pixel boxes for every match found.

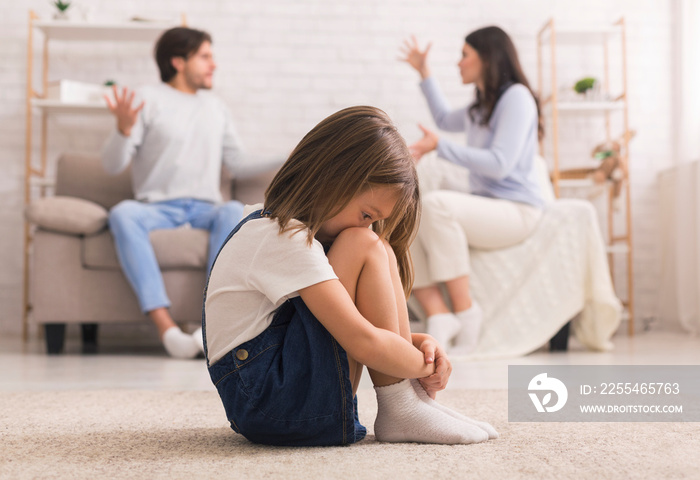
[299,279,434,380]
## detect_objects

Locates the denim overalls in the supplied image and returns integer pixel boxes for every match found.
[202,209,366,446]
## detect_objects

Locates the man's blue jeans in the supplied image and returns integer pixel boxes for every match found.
[108,198,244,313]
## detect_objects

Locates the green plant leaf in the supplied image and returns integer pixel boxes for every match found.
[574,77,596,94]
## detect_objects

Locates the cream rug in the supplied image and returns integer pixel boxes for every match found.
[1,389,698,480]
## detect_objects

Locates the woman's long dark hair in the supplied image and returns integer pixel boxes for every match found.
[466,26,544,141]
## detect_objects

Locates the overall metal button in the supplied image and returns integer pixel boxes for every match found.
[235,349,249,361]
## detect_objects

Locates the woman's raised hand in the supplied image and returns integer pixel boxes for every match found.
[399,35,432,79]
[104,85,144,137]
[409,124,439,161]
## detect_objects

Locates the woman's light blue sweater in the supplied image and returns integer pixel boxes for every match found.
[420,76,545,208]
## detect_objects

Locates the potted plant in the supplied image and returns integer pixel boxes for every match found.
[52,0,71,20]
[574,77,599,100]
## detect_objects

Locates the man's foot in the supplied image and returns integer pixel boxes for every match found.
[162,326,200,359]
[192,327,204,353]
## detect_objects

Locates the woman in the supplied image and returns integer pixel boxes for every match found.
[400,26,546,354]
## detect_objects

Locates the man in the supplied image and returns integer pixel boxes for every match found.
[102,27,277,358]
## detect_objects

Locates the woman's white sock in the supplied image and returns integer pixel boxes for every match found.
[451,302,483,354]
[426,313,461,349]
[373,379,489,444]
[409,379,499,439]
[162,326,200,359]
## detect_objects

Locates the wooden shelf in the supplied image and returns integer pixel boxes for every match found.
[30,98,109,114]
[22,9,184,342]
[29,177,56,188]
[606,244,630,254]
[558,178,599,188]
[34,20,174,42]
[539,25,622,43]
[555,101,625,112]
[537,17,634,335]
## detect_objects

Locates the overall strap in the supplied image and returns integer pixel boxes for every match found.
[201,208,269,366]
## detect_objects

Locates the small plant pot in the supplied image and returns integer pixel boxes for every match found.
[53,11,70,20]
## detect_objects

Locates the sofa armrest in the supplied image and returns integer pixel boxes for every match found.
[25,196,109,236]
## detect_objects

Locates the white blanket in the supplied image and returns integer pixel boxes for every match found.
[412,155,622,358]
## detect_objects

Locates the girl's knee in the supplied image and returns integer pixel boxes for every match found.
[334,228,384,255]
[329,228,390,270]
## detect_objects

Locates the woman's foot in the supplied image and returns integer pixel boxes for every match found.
[426,312,461,350]
[450,302,483,355]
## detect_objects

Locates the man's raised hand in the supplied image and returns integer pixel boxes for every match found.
[104,85,144,137]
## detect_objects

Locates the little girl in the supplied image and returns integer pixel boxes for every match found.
[202,106,498,446]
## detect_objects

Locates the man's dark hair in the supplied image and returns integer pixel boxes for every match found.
[154,27,212,83]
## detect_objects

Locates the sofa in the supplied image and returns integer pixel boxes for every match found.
[410,154,623,358]
[25,153,274,354]
[27,152,621,357]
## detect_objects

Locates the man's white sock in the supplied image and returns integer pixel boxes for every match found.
[162,326,200,359]
[373,379,489,444]
[451,302,483,355]
[192,327,204,353]
[426,313,461,349]
[409,379,499,439]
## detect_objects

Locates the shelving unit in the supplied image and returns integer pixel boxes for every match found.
[23,10,182,341]
[537,17,635,335]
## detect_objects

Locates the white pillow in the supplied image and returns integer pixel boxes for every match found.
[25,196,109,236]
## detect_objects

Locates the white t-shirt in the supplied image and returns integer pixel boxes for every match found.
[101,84,283,204]
[205,204,338,365]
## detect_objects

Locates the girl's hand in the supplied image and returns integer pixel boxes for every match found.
[418,336,453,399]
[399,35,432,79]
[409,124,439,161]
[104,85,144,137]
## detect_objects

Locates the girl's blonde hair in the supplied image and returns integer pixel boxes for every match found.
[264,105,420,297]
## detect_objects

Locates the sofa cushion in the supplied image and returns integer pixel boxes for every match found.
[82,227,210,270]
[25,196,109,235]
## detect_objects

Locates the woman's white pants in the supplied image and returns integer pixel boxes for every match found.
[411,190,542,289]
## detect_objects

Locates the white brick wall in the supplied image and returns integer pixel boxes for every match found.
[0,0,675,335]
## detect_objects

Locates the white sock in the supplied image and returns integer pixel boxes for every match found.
[373,379,489,444]
[426,313,461,349]
[409,379,499,439]
[192,327,204,353]
[451,302,483,355]
[162,326,200,359]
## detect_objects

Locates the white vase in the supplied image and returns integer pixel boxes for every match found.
[53,11,70,20]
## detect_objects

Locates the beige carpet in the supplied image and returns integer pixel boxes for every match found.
[1,389,698,480]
